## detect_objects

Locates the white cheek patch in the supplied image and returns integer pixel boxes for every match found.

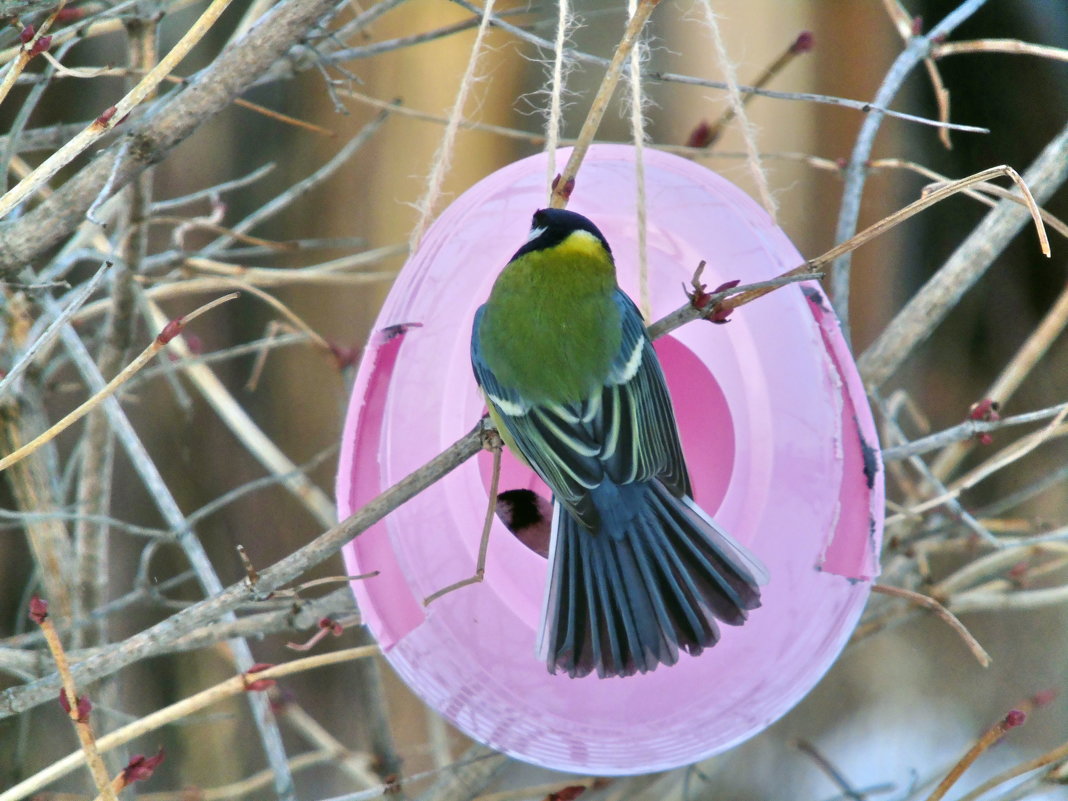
[527,225,547,242]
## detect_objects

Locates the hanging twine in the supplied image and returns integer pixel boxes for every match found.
[626,0,651,321]
[409,0,498,252]
[545,0,574,201]
[698,0,778,220]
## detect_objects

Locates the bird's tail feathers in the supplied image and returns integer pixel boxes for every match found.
[537,481,764,679]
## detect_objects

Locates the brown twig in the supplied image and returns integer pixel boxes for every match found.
[933,38,1068,62]
[30,597,117,801]
[1,646,380,801]
[424,431,503,605]
[952,736,1068,801]
[881,0,953,149]
[136,750,334,801]
[923,710,1028,801]
[821,165,1050,270]
[870,584,990,666]
[869,157,1068,240]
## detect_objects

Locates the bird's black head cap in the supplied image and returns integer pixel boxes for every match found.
[511,208,613,261]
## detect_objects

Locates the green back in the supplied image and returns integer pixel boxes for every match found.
[478,242,621,406]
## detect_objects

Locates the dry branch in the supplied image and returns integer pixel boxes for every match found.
[860,119,1068,387]
[0,0,339,275]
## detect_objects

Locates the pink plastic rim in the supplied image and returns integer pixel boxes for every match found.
[336,145,884,775]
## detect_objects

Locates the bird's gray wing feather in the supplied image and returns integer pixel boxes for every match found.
[472,306,602,521]
[471,295,692,527]
[599,291,691,497]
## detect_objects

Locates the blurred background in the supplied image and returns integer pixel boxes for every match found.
[1,0,1067,798]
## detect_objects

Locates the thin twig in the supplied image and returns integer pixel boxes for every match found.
[0,0,197,67]
[0,646,380,801]
[202,109,392,255]
[137,750,339,801]
[282,702,380,789]
[0,294,238,473]
[423,435,502,605]
[951,737,1068,801]
[933,38,1068,62]
[869,157,1068,240]
[72,245,404,324]
[32,600,117,801]
[831,0,990,331]
[0,1,67,109]
[881,0,953,149]
[0,0,238,220]
[860,119,1068,388]
[882,401,1068,461]
[932,541,1068,599]
[870,584,990,666]
[922,710,1027,801]
[896,407,1068,521]
[822,165,1049,273]
[0,261,111,398]
[929,280,1068,480]
[697,30,813,149]
[793,739,866,801]
[549,0,661,208]
[141,298,338,527]
[152,163,275,211]
[655,71,988,134]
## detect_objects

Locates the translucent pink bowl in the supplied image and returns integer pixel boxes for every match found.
[336,145,883,774]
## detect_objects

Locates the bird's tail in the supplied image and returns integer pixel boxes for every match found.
[536,480,766,678]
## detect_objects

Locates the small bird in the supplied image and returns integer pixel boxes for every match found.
[471,208,766,678]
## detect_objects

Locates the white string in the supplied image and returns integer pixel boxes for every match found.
[409,0,498,252]
[545,0,572,201]
[697,0,778,220]
[626,0,650,321]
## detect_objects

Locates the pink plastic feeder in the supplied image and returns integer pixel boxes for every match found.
[336,145,883,774]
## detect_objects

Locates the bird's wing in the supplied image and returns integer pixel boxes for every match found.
[598,290,691,498]
[471,295,692,526]
[472,306,603,518]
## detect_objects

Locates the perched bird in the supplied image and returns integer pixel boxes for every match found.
[471,208,766,678]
